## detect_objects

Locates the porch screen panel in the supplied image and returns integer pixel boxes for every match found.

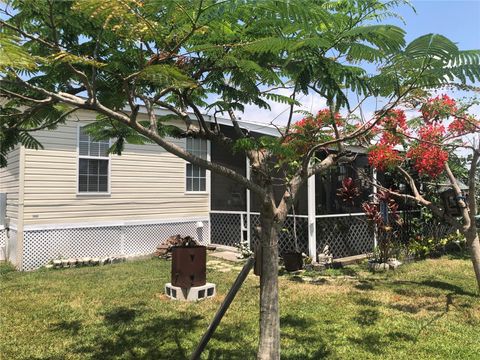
[210,134,246,211]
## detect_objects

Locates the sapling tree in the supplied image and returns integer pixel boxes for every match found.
[1,0,480,358]
[366,95,480,291]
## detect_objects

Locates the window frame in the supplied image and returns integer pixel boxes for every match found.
[76,124,111,196]
[185,138,210,195]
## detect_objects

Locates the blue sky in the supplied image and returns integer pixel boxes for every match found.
[240,0,480,127]
[398,0,480,49]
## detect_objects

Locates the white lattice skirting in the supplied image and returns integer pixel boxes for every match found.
[0,228,7,261]
[0,228,6,248]
[21,218,210,270]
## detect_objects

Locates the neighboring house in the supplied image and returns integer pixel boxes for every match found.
[0,107,373,270]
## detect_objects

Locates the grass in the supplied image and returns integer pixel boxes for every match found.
[0,256,479,360]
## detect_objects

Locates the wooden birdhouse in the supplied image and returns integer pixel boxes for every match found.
[438,180,469,216]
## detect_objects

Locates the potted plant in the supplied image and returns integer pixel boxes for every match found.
[282,204,303,272]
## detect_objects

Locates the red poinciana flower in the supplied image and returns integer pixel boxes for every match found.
[379,131,402,146]
[378,109,408,132]
[420,94,457,123]
[367,144,402,171]
[336,177,360,205]
[418,124,445,142]
[407,144,448,178]
[448,115,480,136]
[315,109,343,127]
[405,123,448,178]
[292,109,343,133]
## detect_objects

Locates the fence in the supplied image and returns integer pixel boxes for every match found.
[210,210,456,260]
[315,214,373,259]
[210,211,372,259]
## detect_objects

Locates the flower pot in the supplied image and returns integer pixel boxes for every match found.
[367,261,388,272]
[171,246,206,288]
[283,252,303,272]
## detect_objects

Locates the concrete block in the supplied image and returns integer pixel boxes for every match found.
[165,282,216,301]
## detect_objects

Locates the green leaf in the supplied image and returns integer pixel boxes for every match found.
[45,51,106,68]
[0,34,38,71]
[138,64,197,89]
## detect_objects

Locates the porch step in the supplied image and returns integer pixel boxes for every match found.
[210,244,239,253]
[332,253,370,266]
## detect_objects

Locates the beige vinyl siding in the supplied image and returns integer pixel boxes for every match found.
[23,110,209,225]
[0,147,20,224]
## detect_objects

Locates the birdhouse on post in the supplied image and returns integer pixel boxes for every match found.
[438,180,469,217]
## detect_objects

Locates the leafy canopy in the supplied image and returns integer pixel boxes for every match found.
[0,0,479,168]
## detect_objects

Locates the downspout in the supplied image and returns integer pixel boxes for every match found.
[16,145,26,270]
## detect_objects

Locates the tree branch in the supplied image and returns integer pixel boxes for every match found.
[467,141,479,227]
[0,88,52,104]
[227,108,246,138]
[0,20,57,49]
[373,169,462,230]
[445,162,471,232]
[308,153,337,177]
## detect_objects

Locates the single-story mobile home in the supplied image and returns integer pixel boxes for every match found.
[0,107,375,270]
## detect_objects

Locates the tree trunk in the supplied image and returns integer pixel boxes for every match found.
[466,231,480,293]
[257,203,280,360]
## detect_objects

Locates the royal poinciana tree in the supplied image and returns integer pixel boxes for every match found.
[1,0,480,358]
[367,95,480,291]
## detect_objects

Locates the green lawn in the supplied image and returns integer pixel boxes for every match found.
[0,256,479,360]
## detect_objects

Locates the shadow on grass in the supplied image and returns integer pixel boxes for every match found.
[389,303,420,314]
[354,280,375,291]
[51,320,82,335]
[354,309,380,326]
[354,297,381,307]
[104,307,138,326]
[205,323,257,359]
[420,280,476,296]
[68,306,205,360]
[280,314,331,359]
[390,280,477,298]
[348,332,389,355]
[386,331,416,342]
[281,314,315,328]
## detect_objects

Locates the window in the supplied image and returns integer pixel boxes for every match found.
[78,126,110,193]
[186,138,208,192]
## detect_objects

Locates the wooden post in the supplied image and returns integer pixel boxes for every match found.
[372,167,378,248]
[190,257,254,360]
[246,157,251,249]
[307,173,317,261]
